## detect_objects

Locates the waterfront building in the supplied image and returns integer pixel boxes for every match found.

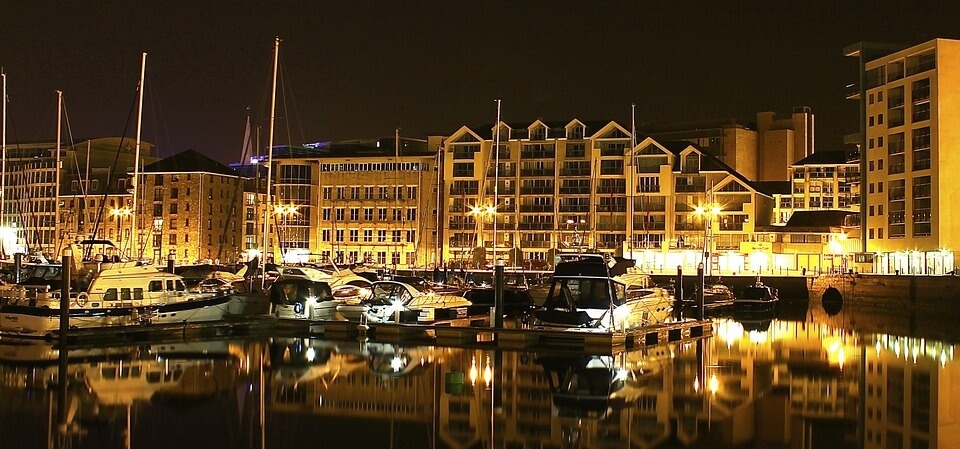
[442,121,783,273]
[0,137,147,259]
[259,137,443,268]
[139,149,253,265]
[846,38,960,274]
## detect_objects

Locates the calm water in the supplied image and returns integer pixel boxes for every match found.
[0,303,956,449]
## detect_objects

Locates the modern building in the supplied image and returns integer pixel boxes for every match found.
[259,137,443,268]
[845,38,960,274]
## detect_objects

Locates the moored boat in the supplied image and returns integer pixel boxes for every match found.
[0,262,230,338]
[735,278,780,311]
[532,254,673,330]
[336,279,472,323]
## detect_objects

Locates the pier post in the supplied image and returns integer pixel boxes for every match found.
[676,265,683,304]
[13,252,22,283]
[493,259,504,328]
[60,248,71,341]
[167,250,175,273]
[697,262,705,320]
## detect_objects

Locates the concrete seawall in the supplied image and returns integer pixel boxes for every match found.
[808,273,960,312]
[649,274,810,302]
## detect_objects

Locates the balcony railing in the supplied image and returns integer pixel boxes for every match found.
[674,223,701,231]
[887,139,905,155]
[888,212,906,225]
[844,82,860,100]
[913,158,931,171]
[520,240,552,248]
[485,187,516,195]
[559,204,590,212]
[486,169,516,177]
[520,205,554,212]
[520,186,554,195]
[888,163,905,175]
[913,87,931,102]
[520,150,556,159]
[636,185,661,193]
[520,168,554,177]
[596,223,626,231]
[560,168,591,176]
[634,202,666,212]
[596,205,626,213]
[518,223,554,230]
[559,186,590,195]
[913,208,932,223]
[449,187,479,196]
[482,223,516,230]
[906,58,935,76]
[914,185,932,199]
[633,221,666,231]
[719,223,744,231]
[889,187,906,201]
[675,183,707,193]
[596,186,626,194]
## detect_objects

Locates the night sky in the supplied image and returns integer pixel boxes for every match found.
[1,1,956,164]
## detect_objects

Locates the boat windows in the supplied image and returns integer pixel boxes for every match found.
[149,280,163,292]
[104,288,118,301]
[134,288,144,301]
[121,288,132,301]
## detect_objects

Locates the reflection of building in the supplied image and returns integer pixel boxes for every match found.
[845,38,960,274]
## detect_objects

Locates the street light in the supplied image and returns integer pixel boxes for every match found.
[109,206,132,257]
[694,203,721,276]
[469,204,497,263]
[274,203,299,263]
[566,218,586,252]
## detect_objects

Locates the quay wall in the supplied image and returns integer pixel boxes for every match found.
[808,273,960,312]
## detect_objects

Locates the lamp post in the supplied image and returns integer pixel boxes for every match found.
[566,218,586,253]
[109,206,132,259]
[274,203,299,264]
[469,204,497,266]
[694,203,721,277]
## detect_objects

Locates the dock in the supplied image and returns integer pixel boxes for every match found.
[275,315,712,354]
[47,315,277,345]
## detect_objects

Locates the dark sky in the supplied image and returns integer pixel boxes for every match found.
[1,1,956,164]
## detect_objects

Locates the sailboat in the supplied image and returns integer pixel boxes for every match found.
[0,54,231,338]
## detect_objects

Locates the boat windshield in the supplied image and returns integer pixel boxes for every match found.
[546,277,620,309]
[369,283,415,305]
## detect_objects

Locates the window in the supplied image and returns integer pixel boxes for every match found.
[364,208,373,220]
[169,203,178,215]
[335,229,344,242]
[350,208,359,221]
[392,230,402,242]
[322,208,331,221]
[378,208,387,221]
[378,230,387,242]
[335,208,344,221]
[407,186,417,200]
[407,208,416,221]
[322,230,330,242]
[363,230,373,242]
[170,188,178,199]
[349,229,359,242]
[322,187,332,200]
[169,234,177,245]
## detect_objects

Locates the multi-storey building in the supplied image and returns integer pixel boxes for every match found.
[0,137,146,260]
[846,38,960,274]
[261,137,442,268]
[140,150,253,265]
[442,121,782,273]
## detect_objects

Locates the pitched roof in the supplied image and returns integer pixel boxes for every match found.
[793,151,854,166]
[784,210,857,228]
[142,149,237,176]
[752,181,792,195]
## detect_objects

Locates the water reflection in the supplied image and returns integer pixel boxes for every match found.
[0,311,957,448]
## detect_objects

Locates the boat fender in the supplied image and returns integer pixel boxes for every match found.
[75,293,88,307]
[293,302,305,315]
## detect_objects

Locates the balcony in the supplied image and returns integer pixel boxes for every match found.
[559,204,590,212]
[674,223,700,231]
[595,204,626,213]
[483,222,516,230]
[887,139,905,155]
[634,202,666,212]
[889,187,906,201]
[520,204,554,213]
[452,150,475,160]
[485,187,516,195]
[888,95,905,108]
[560,168,591,176]
[520,168,555,177]
[520,186,554,195]
[913,158,931,171]
[913,87,931,103]
[559,186,590,195]
[719,223,744,231]
[449,187,479,196]
[913,185,932,199]
[675,183,707,193]
[636,185,661,193]
[485,168,516,177]
[520,240,552,248]
[596,223,626,231]
[913,208,932,223]
[888,163,905,175]
[633,221,666,231]
[844,82,860,100]
[596,186,626,194]
[888,212,906,225]
[448,223,473,230]
[520,150,556,159]
[906,58,936,76]
[518,222,554,230]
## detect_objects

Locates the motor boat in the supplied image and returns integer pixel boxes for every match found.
[0,262,231,338]
[269,276,339,320]
[678,282,735,309]
[532,254,673,330]
[336,280,472,323]
[735,278,779,311]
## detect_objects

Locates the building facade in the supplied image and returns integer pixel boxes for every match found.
[846,38,960,274]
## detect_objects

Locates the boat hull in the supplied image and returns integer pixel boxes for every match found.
[0,295,231,338]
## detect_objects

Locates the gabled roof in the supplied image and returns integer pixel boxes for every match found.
[751,181,792,196]
[142,149,237,176]
[784,210,857,228]
[793,151,854,166]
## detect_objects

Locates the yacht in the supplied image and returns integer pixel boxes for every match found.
[532,254,673,330]
[735,278,779,311]
[0,262,231,338]
[336,279,472,323]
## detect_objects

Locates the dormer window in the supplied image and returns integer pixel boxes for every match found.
[569,125,584,140]
[531,127,546,140]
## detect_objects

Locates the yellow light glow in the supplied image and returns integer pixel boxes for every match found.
[708,373,719,395]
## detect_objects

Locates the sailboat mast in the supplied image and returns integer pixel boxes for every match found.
[130,52,146,260]
[492,99,500,265]
[262,37,280,272]
[55,90,62,254]
[1,71,6,255]
[630,103,636,257]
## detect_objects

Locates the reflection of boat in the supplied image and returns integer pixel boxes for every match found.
[0,262,231,338]
[533,254,673,330]
[268,338,433,384]
[538,355,628,420]
[336,280,471,323]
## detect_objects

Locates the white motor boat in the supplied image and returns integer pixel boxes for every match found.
[336,280,471,323]
[0,262,231,338]
[533,254,673,330]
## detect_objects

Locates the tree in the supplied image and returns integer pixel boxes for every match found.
[471,246,487,268]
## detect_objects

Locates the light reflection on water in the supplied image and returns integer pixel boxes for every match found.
[0,308,956,449]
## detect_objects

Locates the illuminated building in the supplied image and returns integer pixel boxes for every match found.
[846,38,960,274]
[139,149,255,265]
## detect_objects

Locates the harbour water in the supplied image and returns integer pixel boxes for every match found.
[0,301,956,449]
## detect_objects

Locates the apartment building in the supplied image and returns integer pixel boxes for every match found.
[846,38,960,274]
[140,150,252,265]
[442,121,779,273]
[262,137,442,268]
